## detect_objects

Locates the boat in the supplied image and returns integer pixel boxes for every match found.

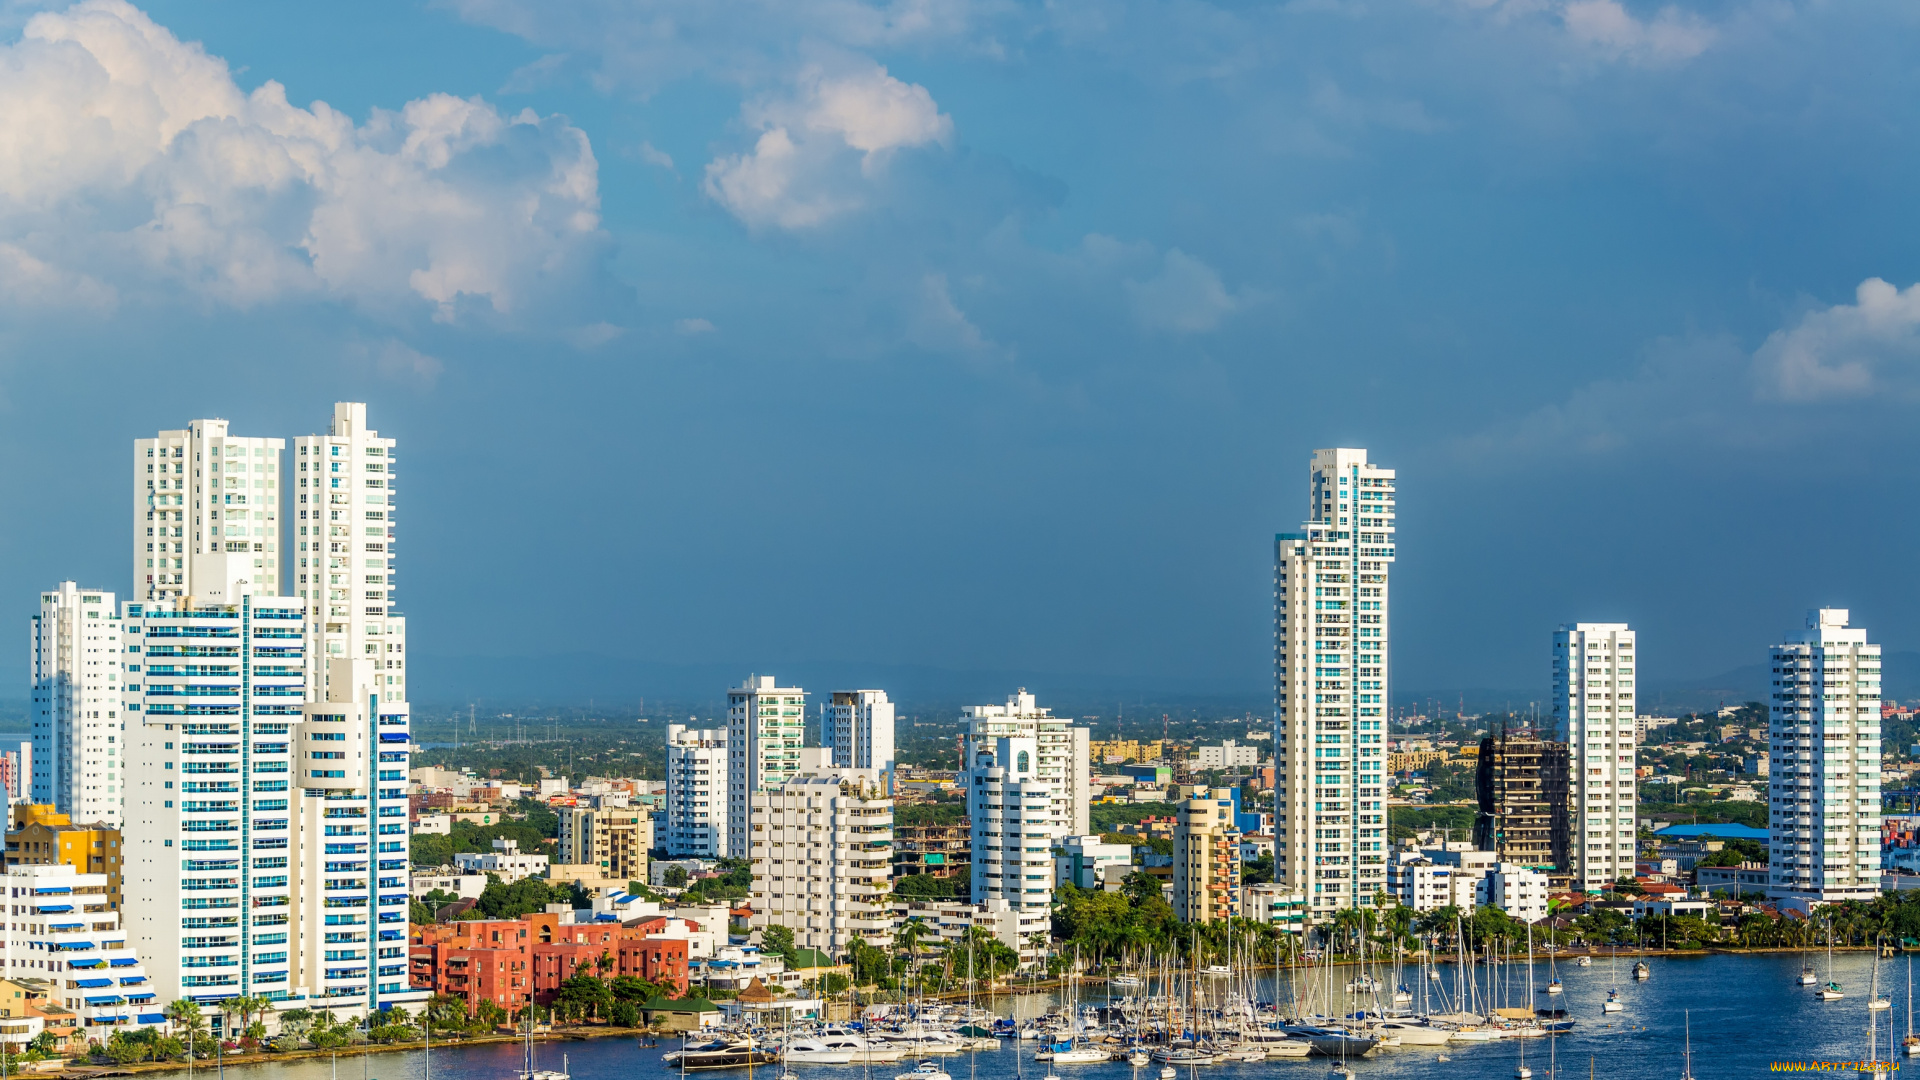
[668,1042,781,1072]
[1573,956,1592,968]
[1157,1069,1176,1080]
[1603,988,1623,1014]
[1280,1025,1380,1057]
[518,1018,569,1080]
[1872,950,1893,1011]
[1543,979,1563,996]
[1202,964,1232,977]
[1375,1020,1451,1046]
[1111,975,1144,989]
[1242,1028,1312,1057]
[1150,1046,1213,1066]
[1127,1049,1150,1067]
[782,1040,856,1065]
[1344,975,1380,994]
[1392,985,1413,1006]
[1819,920,1845,1000]
[894,1062,952,1080]
[1681,1010,1695,1080]
[1801,957,1822,987]
[794,1033,904,1063]
[1039,1045,1110,1065]
[1632,961,1651,981]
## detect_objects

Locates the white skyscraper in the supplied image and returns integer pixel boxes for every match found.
[134,421,285,603]
[824,690,896,773]
[1769,609,1882,905]
[291,403,407,709]
[1552,623,1638,893]
[30,582,124,824]
[665,724,728,857]
[962,689,1091,912]
[726,676,806,859]
[1274,447,1394,918]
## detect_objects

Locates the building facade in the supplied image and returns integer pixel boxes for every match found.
[1274,448,1395,917]
[747,771,892,956]
[824,690,896,773]
[1055,835,1132,890]
[961,691,1091,915]
[1173,788,1243,923]
[1471,730,1570,876]
[1552,622,1638,892]
[30,583,124,825]
[556,808,648,885]
[892,820,970,889]
[0,863,160,1032]
[665,724,727,858]
[4,805,123,911]
[725,677,805,860]
[1769,609,1883,904]
[291,403,407,713]
[134,420,285,604]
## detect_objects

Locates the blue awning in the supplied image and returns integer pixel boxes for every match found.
[378,732,409,742]
[68,959,103,969]
[108,958,138,967]
[137,1013,165,1024]
[51,922,84,930]
[118,977,147,986]
[84,995,124,1005]
[53,942,95,950]
[32,887,71,894]
[75,979,112,988]
[127,995,156,1003]
[33,905,73,913]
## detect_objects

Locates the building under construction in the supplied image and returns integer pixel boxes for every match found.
[1473,727,1571,878]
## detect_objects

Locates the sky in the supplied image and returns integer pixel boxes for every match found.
[1,0,1918,706]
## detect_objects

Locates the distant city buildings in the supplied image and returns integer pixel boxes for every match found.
[1553,622,1638,893]
[1193,740,1259,770]
[1769,609,1882,905]
[1274,447,1395,916]
[726,676,805,860]
[665,724,728,858]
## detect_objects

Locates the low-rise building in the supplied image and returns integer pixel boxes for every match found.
[1240,883,1307,933]
[1479,863,1550,923]
[557,806,650,885]
[4,806,123,911]
[454,838,549,883]
[1697,862,1771,897]
[1056,835,1132,890]
[1193,742,1260,770]
[0,863,159,1032]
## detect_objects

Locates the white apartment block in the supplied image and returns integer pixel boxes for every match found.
[121,556,419,1018]
[747,771,892,956]
[31,583,125,825]
[1478,863,1550,923]
[825,690,896,773]
[291,403,406,710]
[135,420,285,603]
[962,691,1090,915]
[0,863,161,1031]
[726,677,805,860]
[453,838,550,883]
[1274,448,1394,918]
[1552,623,1639,893]
[1769,609,1883,904]
[1194,740,1260,770]
[665,725,727,858]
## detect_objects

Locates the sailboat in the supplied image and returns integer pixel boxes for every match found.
[1680,1011,1695,1080]
[1542,948,1563,996]
[1514,1020,1532,1080]
[518,1014,569,1080]
[1602,948,1624,1013]
[1819,920,1846,1001]
[1801,939,1822,987]
[1872,950,1893,1011]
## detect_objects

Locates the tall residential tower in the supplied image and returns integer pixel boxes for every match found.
[1274,447,1394,917]
[962,689,1091,913]
[824,690,896,774]
[134,421,285,603]
[30,583,124,824]
[1551,623,1637,892]
[1768,609,1882,905]
[725,677,806,859]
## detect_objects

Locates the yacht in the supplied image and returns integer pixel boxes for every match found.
[1242,1028,1312,1057]
[894,1062,952,1080]
[1280,1024,1380,1057]
[1374,1020,1450,1047]
[781,1039,856,1064]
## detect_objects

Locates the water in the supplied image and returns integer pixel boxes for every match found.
[200,952,1911,1080]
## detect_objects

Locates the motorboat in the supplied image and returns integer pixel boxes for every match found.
[1374,1020,1450,1047]
[782,1039,856,1064]
[1632,961,1651,981]
[1152,1045,1214,1066]
[1112,974,1144,989]
[1573,956,1592,968]
[1280,1025,1380,1057]
[1242,1029,1312,1057]
[894,1062,952,1080]
[1202,965,1232,977]
[1039,1044,1110,1065]
[666,1042,782,1071]
[796,1032,904,1063]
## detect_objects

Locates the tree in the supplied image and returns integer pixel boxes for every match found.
[610,1000,640,1028]
[664,865,690,889]
[762,925,799,966]
[555,974,614,1021]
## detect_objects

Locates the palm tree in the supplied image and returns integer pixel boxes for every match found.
[596,950,616,977]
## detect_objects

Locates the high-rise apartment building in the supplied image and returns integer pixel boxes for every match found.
[1769,609,1882,904]
[291,403,406,709]
[1471,729,1570,877]
[1173,788,1243,923]
[1552,623,1638,892]
[134,421,284,603]
[726,677,805,860]
[665,725,728,858]
[824,690,896,774]
[557,806,649,884]
[962,690,1091,911]
[30,583,124,824]
[1274,448,1395,917]
[748,771,892,956]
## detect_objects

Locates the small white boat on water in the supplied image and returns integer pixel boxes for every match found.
[1603,988,1624,1014]
[1111,975,1144,989]
[895,1062,951,1080]
[1158,1068,1176,1080]
[1376,1020,1450,1047]
[782,1040,857,1064]
[1633,961,1651,981]
[1573,956,1592,968]
[1127,1049,1151,1067]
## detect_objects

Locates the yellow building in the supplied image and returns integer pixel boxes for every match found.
[4,806,121,910]
[1089,739,1168,763]
[557,806,650,885]
[1388,750,1449,773]
[1173,788,1242,924]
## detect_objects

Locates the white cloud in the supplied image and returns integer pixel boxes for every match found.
[346,338,446,388]
[1560,0,1714,64]
[1124,249,1242,333]
[1755,278,1920,402]
[0,0,603,318]
[702,62,952,229]
[674,317,716,335]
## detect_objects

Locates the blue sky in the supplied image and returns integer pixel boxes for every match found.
[2,0,1918,703]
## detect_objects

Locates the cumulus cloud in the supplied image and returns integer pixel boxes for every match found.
[674,317,716,335]
[1755,278,1920,402]
[1124,249,1243,333]
[0,0,603,319]
[702,62,953,229]
[1560,0,1714,64]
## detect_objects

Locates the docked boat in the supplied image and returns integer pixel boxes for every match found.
[1157,1068,1176,1080]
[1242,1028,1312,1057]
[782,1039,856,1064]
[1127,1049,1151,1067]
[1152,1045,1214,1066]
[894,1062,952,1080]
[1037,1044,1110,1065]
[1202,964,1232,977]
[666,1042,781,1071]
[1111,974,1144,989]
[1345,976,1380,994]
[1375,1020,1450,1047]
[1281,1025,1380,1057]
[795,1032,904,1063]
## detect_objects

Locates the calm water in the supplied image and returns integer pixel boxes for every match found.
[202,952,1910,1080]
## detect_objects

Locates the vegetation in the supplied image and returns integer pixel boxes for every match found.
[1388,805,1477,841]
[1090,802,1178,832]
[678,858,752,905]
[1638,799,1767,831]
[896,803,967,827]
[466,875,588,919]
[410,804,557,868]
[893,873,962,899]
